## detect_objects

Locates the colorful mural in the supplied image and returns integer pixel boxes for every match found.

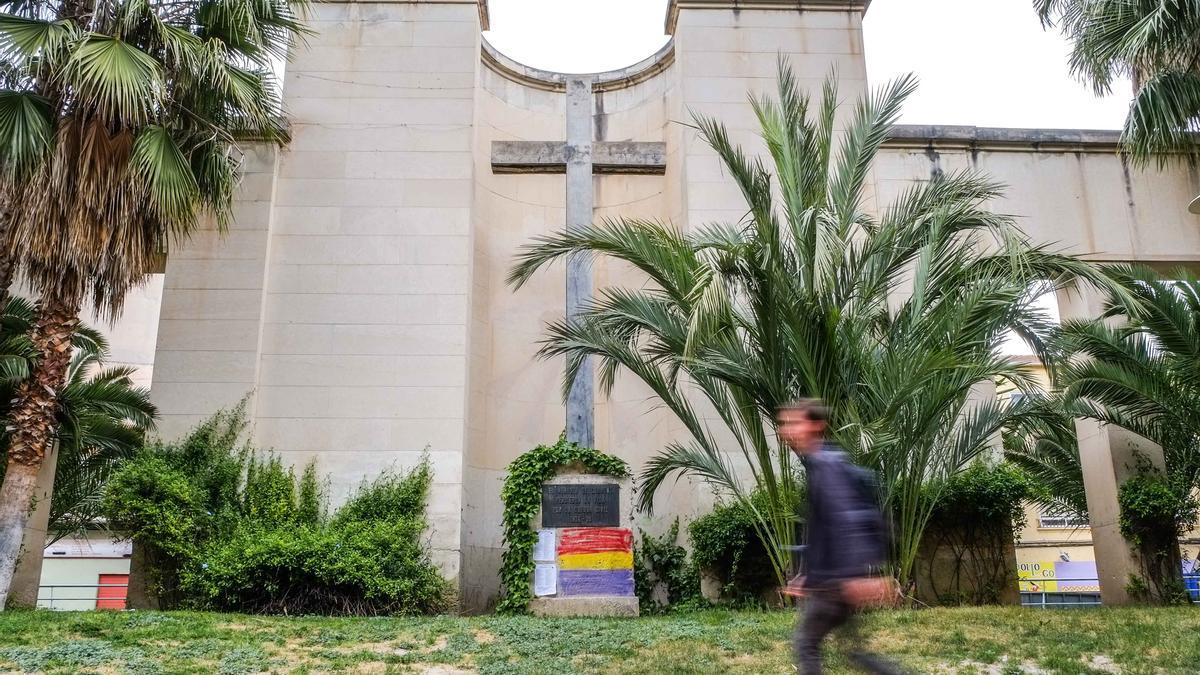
[557,528,635,597]
[1017,560,1099,593]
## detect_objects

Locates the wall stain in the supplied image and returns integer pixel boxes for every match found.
[1119,154,1140,256]
[594,91,607,142]
[1073,154,1097,253]
[1119,155,1138,215]
[924,145,945,181]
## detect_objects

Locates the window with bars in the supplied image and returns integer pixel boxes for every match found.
[1038,514,1089,529]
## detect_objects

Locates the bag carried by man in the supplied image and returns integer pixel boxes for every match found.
[838,461,900,609]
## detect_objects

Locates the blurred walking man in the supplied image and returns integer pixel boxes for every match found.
[778,400,903,675]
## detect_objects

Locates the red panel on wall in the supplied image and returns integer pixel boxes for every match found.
[95,574,128,610]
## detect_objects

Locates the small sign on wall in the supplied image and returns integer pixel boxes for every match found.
[541,484,620,527]
[534,563,557,597]
[533,529,556,562]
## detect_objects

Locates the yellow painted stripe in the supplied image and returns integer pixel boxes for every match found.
[558,551,634,570]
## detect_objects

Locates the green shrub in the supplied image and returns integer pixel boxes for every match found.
[1117,462,1197,604]
[297,463,325,526]
[332,460,432,527]
[920,462,1031,605]
[927,462,1030,532]
[243,454,299,524]
[688,491,786,603]
[102,454,205,606]
[182,520,449,616]
[633,520,703,613]
[103,406,450,615]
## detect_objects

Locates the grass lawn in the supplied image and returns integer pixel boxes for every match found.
[0,606,1197,674]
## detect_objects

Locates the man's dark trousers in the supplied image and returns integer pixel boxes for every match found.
[794,587,903,675]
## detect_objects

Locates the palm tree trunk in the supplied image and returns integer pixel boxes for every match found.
[0,210,15,310]
[0,290,80,610]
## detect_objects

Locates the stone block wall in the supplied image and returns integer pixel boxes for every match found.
[153,0,486,584]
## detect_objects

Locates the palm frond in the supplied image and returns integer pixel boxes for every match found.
[0,90,52,178]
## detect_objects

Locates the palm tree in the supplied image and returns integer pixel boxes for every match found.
[1057,268,1200,595]
[1036,0,1200,165]
[509,62,1125,589]
[1057,269,1200,490]
[0,296,156,539]
[0,0,306,608]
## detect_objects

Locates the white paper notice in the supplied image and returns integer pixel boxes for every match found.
[534,563,557,597]
[533,529,556,562]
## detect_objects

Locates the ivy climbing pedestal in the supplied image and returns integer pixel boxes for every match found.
[497,438,635,616]
[529,471,638,617]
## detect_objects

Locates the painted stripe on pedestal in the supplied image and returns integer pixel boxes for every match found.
[558,551,633,571]
[558,527,632,555]
[558,569,635,597]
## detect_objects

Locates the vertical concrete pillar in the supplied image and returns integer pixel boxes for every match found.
[564,77,596,450]
[1057,283,1165,605]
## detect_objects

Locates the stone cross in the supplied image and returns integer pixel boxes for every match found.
[491,77,666,449]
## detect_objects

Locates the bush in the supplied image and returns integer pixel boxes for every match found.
[633,520,703,613]
[103,406,450,615]
[688,491,785,603]
[1118,460,1197,604]
[182,521,449,616]
[919,462,1031,605]
[928,462,1030,531]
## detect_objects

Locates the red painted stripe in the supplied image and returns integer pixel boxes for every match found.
[558,528,633,554]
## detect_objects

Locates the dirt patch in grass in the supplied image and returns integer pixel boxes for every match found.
[1084,654,1121,673]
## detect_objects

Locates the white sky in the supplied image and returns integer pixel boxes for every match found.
[484,0,1133,130]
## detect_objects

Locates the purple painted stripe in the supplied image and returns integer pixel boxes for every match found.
[557,569,635,597]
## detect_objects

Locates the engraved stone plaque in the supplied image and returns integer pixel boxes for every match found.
[540,484,620,528]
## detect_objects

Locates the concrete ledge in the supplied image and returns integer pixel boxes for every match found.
[885,125,1123,153]
[529,596,640,618]
[314,0,488,28]
[492,141,667,175]
[667,0,870,34]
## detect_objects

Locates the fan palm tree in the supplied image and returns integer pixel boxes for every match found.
[0,0,307,608]
[1036,0,1200,165]
[0,296,155,541]
[509,62,1126,588]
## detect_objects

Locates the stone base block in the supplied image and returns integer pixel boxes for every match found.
[529,596,640,618]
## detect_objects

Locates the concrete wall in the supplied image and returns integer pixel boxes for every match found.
[876,129,1200,263]
[84,275,164,390]
[462,34,685,612]
[146,0,1200,608]
[152,0,487,583]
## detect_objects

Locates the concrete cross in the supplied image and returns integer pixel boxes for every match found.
[491,77,666,449]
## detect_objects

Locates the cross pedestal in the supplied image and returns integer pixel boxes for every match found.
[491,76,666,449]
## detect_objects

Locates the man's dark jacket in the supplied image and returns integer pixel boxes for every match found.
[801,444,886,588]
